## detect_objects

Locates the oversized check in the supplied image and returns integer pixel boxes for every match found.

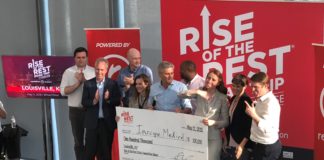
[116,107,208,160]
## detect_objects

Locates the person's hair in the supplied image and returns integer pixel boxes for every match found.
[251,72,269,86]
[73,47,88,57]
[204,68,227,95]
[95,58,108,68]
[158,61,174,73]
[180,60,196,73]
[133,74,151,98]
[232,74,248,87]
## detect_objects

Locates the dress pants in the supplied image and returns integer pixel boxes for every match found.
[209,139,222,160]
[252,140,282,160]
[69,107,85,160]
[84,119,114,160]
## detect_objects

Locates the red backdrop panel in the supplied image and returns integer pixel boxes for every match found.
[314,44,324,160]
[86,28,141,80]
[161,0,324,150]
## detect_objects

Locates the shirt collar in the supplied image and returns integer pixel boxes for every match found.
[259,91,272,102]
[74,65,88,71]
[189,74,200,85]
[127,64,142,73]
[96,77,105,85]
[159,80,175,88]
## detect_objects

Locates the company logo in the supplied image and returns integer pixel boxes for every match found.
[320,88,324,118]
[104,54,129,79]
[121,111,133,124]
[27,59,51,79]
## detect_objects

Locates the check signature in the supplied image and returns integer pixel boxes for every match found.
[170,152,193,160]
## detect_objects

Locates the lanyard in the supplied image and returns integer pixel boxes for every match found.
[137,95,148,109]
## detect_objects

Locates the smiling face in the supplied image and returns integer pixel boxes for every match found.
[135,78,149,94]
[204,72,219,90]
[251,82,268,98]
[232,83,246,96]
[127,48,141,70]
[95,61,107,82]
[250,72,269,99]
[159,67,174,85]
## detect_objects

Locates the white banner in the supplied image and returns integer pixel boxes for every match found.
[116,107,208,160]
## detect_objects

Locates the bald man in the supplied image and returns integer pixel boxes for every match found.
[117,48,153,107]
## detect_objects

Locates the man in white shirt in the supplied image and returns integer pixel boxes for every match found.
[60,47,95,160]
[180,60,204,114]
[245,72,282,160]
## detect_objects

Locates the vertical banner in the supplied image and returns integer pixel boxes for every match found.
[161,0,324,159]
[314,44,324,160]
[1,56,74,98]
[85,28,140,160]
[85,28,141,80]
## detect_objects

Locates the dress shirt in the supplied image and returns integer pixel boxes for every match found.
[183,74,205,114]
[97,79,105,118]
[148,80,192,112]
[187,74,205,90]
[60,65,95,107]
[250,91,281,144]
[117,64,153,88]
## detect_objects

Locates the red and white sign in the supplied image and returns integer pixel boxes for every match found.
[161,0,324,153]
[314,44,324,160]
[85,28,141,80]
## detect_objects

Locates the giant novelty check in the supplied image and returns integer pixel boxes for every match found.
[116,107,208,160]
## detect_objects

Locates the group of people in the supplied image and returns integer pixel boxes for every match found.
[60,47,282,160]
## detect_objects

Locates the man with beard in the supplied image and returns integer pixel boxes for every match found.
[180,60,204,114]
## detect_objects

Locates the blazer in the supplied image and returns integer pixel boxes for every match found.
[82,77,121,130]
[195,90,229,140]
[227,93,253,148]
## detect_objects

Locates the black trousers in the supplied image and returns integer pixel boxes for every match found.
[223,146,252,160]
[69,107,85,160]
[252,140,282,160]
[2,127,21,159]
[84,119,114,160]
[0,132,4,155]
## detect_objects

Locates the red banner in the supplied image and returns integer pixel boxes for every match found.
[161,0,324,155]
[1,56,74,98]
[85,28,141,80]
[85,28,140,160]
[314,44,324,160]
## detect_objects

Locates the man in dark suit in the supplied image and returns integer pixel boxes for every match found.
[82,58,121,160]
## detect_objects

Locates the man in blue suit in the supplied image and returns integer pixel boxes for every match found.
[82,58,121,160]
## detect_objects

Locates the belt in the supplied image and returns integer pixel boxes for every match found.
[252,140,279,147]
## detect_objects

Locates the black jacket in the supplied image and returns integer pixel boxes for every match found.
[82,77,121,130]
[226,93,253,149]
